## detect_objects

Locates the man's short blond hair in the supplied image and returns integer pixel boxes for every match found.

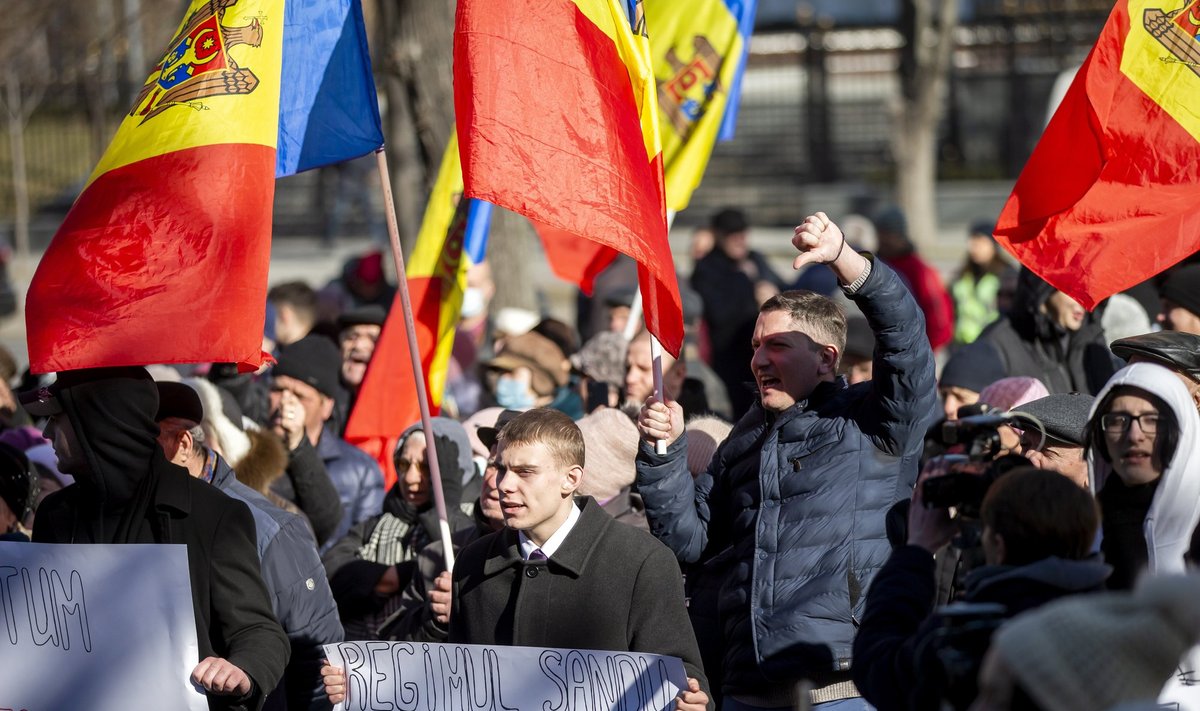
[759,290,848,368]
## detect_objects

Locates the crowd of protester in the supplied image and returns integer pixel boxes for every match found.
[4,208,1200,711]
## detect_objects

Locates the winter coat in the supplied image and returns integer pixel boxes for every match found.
[322,418,475,640]
[852,545,1111,711]
[978,268,1117,394]
[32,373,288,711]
[637,257,938,694]
[1084,363,1200,708]
[449,496,711,706]
[313,426,385,552]
[885,252,954,351]
[263,432,343,547]
[377,504,496,643]
[210,456,343,711]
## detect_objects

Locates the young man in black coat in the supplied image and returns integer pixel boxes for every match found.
[23,367,289,711]
[324,408,711,710]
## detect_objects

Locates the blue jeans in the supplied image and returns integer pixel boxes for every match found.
[722,698,874,711]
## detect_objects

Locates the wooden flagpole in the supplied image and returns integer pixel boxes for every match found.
[374,147,456,571]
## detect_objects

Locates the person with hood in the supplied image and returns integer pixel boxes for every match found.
[978,268,1117,395]
[852,466,1109,711]
[321,417,475,640]
[23,367,289,711]
[1084,362,1200,709]
[155,382,343,711]
[376,410,520,643]
[1084,362,1200,591]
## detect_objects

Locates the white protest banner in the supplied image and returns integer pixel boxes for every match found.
[323,640,689,711]
[0,542,207,711]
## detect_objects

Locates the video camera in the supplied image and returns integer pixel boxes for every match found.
[923,411,1030,519]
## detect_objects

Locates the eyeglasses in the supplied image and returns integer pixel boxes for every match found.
[1100,412,1160,435]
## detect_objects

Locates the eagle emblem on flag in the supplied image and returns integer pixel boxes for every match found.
[130,0,264,123]
[1145,1,1200,77]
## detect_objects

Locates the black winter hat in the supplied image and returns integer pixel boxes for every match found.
[273,335,342,398]
[337,304,386,330]
[155,382,204,424]
[939,341,1006,394]
[19,366,153,418]
[1159,264,1200,319]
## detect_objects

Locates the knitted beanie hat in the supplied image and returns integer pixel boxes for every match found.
[576,408,638,500]
[1160,263,1200,318]
[978,376,1049,412]
[992,574,1200,711]
[686,416,733,477]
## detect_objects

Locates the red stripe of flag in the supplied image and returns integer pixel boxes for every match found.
[454,0,683,355]
[27,144,275,372]
[995,3,1200,308]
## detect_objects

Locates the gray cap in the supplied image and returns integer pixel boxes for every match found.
[1010,393,1097,447]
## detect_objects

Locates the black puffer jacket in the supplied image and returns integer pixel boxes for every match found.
[978,268,1117,394]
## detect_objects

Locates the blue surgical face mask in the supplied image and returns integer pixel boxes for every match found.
[495,376,536,410]
[494,377,537,410]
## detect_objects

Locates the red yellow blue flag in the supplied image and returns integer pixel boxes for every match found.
[995,0,1200,308]
[26,0,382,373]
[345,132,493,488]
[455,0,685,356]
[651,0,757,210]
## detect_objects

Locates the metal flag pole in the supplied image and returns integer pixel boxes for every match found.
[374,147,456,572]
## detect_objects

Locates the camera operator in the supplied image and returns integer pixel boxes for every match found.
[853,466,1108,711]
[1009,392,1095,489]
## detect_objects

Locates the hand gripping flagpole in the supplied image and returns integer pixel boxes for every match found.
[375,147,456,572]
[623,211,676,456]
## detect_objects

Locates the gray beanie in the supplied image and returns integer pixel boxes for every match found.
[992,574,1200,711]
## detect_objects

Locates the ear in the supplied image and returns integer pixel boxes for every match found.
[986,529,1007,566]
[562,464,583,496]
[319,395,335,422]
[819,345,839,375]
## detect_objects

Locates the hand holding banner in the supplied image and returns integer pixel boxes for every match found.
[323,640,688,711]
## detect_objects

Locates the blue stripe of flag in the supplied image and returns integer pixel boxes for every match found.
[276,0,384,177]
[717,0,758,141]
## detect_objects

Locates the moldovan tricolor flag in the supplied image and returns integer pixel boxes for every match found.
[454,0,684,356]
[653,0,757,211]
[26,0,382,373]
[994,0,1200,309]
[345,131,493,489]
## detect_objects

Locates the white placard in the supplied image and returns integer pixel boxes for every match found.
[323,640,688,711]
[0,542,207,711]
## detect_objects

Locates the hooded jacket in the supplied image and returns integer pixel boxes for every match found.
[853,545,1111,711]
[979,268,1117,394]
[32,371,289,711]
[1086,363,1200,709]
[321,417,475,640]
[1088,363,1200,580]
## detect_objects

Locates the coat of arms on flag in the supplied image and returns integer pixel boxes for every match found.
[132,0,265,123]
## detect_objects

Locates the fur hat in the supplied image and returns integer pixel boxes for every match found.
[576,408,638,500]
[991,574,1200,711]
[234,428,288,495]
[686,416,732,477]
[183,378,252,466]
[571,331,629,385]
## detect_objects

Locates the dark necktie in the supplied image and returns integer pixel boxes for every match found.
[529,548,547,561]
